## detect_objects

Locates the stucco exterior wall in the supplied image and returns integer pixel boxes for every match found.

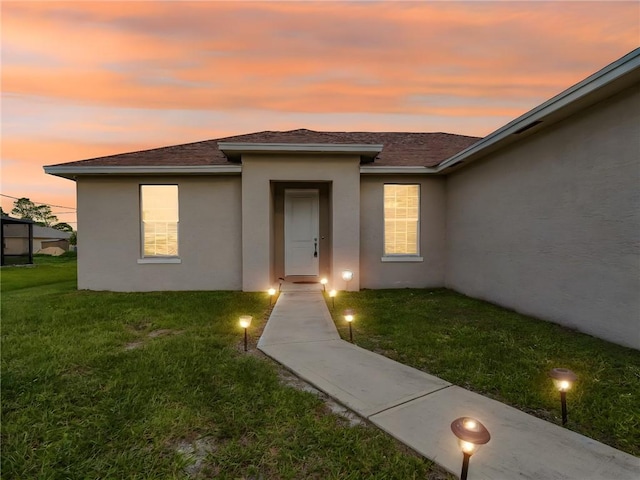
[360,176,446,289]
[76,175,242,291]
[241,154,361,291]
[445,85,640,349]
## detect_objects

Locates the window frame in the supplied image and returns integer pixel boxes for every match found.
[139,184,180,262]
[382,183,423,262]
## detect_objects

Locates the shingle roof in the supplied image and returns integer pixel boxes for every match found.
[47,129,480,169]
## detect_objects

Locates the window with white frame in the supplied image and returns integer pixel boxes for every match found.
[384,184,419,255]
[141,185,179,257]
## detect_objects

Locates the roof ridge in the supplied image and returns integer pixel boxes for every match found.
[216,129,482,139]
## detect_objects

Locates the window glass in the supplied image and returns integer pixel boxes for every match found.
[141,185,179,256]
[384,184,419,255]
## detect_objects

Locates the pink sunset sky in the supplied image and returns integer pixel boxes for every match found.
[2,1,638,228]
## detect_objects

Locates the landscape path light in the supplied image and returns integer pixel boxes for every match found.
[320,277,328,292]
[549,368,577,425]
[268,287,276,306]
[451,417,491,480]
[343,309,355,343]
[239,315,252,352]
[341,270,353,290]
[329,289,337,310]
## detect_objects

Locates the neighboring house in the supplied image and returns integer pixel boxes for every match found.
[1,215,34,265]
[3,223,72,254]
[33,225,72,252]
[45,50,640,349]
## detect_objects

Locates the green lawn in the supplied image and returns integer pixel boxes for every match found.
[329,289,640,456]
[4,258,637,478]
[1,256,445,479]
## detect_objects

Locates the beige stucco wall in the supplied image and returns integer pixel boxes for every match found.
[76,175,242,291]
[445,85,640,349]
[360,176,446,289]
[241,154,361,291]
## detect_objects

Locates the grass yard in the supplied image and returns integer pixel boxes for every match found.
[330,289,640,456]
[1,256,446,479]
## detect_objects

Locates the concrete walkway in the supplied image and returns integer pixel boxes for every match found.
[258,284,639,479]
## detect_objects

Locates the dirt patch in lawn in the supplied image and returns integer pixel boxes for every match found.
[147,329,176,338]
[175,436,218,477]
[61,364,92,377]
[124,341,144,351]
[125,329,183,350]
[277,368,365,427]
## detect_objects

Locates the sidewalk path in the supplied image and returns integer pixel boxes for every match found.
[258,285,639,479]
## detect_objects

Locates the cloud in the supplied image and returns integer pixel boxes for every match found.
[3,1,638,113]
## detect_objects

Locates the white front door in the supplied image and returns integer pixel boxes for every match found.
[284,189,319,276]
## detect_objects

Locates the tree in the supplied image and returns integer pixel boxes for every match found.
[69,231,77,246]
[53,222,74,232]
[11,197,34,219]
[11,197,59,226]
[34,205,58,226]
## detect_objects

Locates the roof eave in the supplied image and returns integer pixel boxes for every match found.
[1,215,36,225]
[437,48,640,172]
[359,166,440,175]
[43,165,242,180]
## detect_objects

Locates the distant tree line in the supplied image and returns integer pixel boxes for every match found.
[2,198,76,245]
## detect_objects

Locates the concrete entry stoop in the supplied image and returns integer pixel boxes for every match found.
[258,288,640,479]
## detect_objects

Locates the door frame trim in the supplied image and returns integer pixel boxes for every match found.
[284,189,320,277]
[272,182,331,283]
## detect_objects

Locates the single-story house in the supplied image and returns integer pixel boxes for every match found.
[34,226,72,252]
[45,49,639,349]
[3,222,72,254]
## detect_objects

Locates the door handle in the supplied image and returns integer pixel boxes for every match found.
[314,238,318,258]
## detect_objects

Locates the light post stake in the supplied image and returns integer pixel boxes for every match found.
[268,288,276,306]
[344,309,355,343]
[461,452,471,480]
[239,315,252,352]
[329,290,336,310]
[549,368,577,426]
